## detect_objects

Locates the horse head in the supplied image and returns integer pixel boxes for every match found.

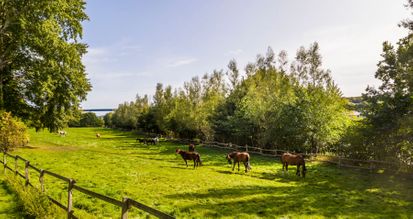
[226,153,232,164]
[175,148,181,154]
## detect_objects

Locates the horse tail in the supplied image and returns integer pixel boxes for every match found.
[246,154,251,170]
[197,154,202,166]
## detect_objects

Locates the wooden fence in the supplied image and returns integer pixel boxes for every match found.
[201,141,403,172]
[0,152,174,219]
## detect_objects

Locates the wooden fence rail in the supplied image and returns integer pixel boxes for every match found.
[1,152,174,219]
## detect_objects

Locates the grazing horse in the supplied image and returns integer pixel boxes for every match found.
[96,133,101,138]
[136,137,159,145]
[58,130,66,136]
[176,149,202,168]
[281,152,307,177]
[226,152,251,173]
[136,138,146,144]
[188,144,195,152]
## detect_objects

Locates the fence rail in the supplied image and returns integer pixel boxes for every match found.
[1,152,174,219]
[201,141,404,172]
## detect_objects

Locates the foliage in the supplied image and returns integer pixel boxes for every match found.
[11,127,413,218]
[110,95,149,130]
[0,0,91,132]
[211,44,350,152]
[0,111,29,152]
[343,2,413,164]
[107,44,351,153]
[69,112,103,127]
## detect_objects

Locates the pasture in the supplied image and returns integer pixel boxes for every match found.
[6,128,413,218]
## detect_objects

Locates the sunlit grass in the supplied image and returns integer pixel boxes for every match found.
[7,127,413,218]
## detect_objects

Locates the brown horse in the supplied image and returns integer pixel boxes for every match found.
[226,151,251,173]
[176,149,202,168]
[188,144,195,152]
[281,152,307,177]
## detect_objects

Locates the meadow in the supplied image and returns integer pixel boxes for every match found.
[5,128,413,218]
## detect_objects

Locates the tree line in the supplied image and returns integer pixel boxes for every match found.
[106,43,352,154]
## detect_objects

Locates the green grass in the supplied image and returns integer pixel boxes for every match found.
[0,175,22,219]
[6,127,413,218]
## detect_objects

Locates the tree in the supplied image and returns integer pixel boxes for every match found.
[343,1,413,164]
[0,111,29,152]
[103,112,113,128]
[0,0,91,131]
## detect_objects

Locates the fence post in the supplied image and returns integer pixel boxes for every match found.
[25,161,30,186]
[245,144,248,152]
[39,169,45,192]
[121,197,130,219]
[14,156,18,175]
[67,179,75,219]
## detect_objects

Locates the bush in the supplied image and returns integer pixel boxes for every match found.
[0,111,29,152]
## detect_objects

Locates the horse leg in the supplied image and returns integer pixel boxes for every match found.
[238,162,240,171]
[286,164,289,175]
[185,159,188,167]
[232,162,236,171]
[296,164,300,176]
[193,159,196,169]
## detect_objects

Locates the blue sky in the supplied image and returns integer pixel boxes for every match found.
[81,0,410,109]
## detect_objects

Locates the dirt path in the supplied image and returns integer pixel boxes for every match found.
[0,176,21,219]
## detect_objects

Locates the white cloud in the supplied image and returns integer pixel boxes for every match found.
[83,47,113,65]
[167,58,198,67]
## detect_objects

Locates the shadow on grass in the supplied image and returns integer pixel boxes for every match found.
[170,185,410,218]
[166,163,413,218]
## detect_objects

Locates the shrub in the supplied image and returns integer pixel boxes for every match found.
[0,111,29,152]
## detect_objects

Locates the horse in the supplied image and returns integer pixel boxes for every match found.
[188,144,195,152]
[136,138,146,144]
[96,133,101,138]
[176,148,202,168]
[146,137,159,145]
[281,152,307,177]
[226,151,251,173]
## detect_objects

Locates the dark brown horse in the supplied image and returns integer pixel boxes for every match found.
[226,152,251,173]
[188,144,195,152]
[176,149,202,168]
[281,152,307,177]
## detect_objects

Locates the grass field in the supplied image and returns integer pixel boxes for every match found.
[5,127,413,218]
[0,175,21,218]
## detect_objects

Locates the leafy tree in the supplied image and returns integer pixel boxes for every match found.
[0,111,29,152]
[103,112,113,128]
[341,1,413,164]
[0,0,91,131]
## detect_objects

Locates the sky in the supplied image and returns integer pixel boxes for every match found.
[81,0,410,109]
